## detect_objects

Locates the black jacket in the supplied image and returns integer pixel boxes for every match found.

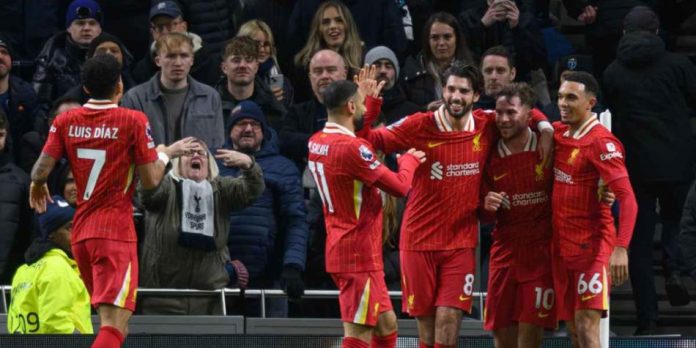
[0,152,33,283]
[279,98,326,167]
[562,0,649,38]
[32,32,87,120]
[4,75,38,163]
[400,54,436,110]
[215,77,287,132]
[680,181,696,279]
[176,0,248,60]
[381,85,420,125]
[603,32,696,183]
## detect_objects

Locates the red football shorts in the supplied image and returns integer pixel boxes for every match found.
[400,248,476,317]
[484,266,556,330]
[330,271,393,326]
[73,238,139,312]
[554,257,610,321]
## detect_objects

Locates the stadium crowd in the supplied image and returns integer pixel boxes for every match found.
[0,0,696,347]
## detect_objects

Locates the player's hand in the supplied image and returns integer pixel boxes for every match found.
[354,64,386,98]
[538,128,554,168]
[399,148,426,163]
[502,1,520,28]
[214,149,254,169]
[29,182,53,214]
[427,99,444,111]
[481,2,508,27]
[484,191,510,212]
[164,137,198,158]
[577,5,597,24]
[610,247,629,286]
[599,186,615,205]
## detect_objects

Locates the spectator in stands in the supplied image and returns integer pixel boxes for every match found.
[33,0,102,120]
[603,6,696,335]
[680,182,696,288]
[281,49,347,167]
[561,0,650,79]
[364,46,419,125]
[0,110,33,284]
[217,36,286,132]
[131,1,220,86]
[7,196,92,334]
[220,101,308,316]
[48,163,77,208]
[138,138,264,315]
[122,32,225,148]
[63,32,136,104]
[0,34,38,164]
[292,1,364,102]
[18,97,81,174]
[458,0,547,83]
[476,46,517,110]
[401,12,474,111]
[238,19,295,108]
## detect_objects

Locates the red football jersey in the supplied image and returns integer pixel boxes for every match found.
[308,122,392,273]
[42,100,158,243]
[484,130,553,281]
[552,117,629,260]
[366,107,497,251]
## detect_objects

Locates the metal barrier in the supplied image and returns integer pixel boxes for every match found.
[0,286,487,319]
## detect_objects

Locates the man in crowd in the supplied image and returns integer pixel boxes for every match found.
[358,64,552,348]
[33,0,102,118]
[364,46,419,125]
[552,71,637,348]
[220,101,308,316]
[309,78,424,348]
[280,49,347,167]
[0,35,37,163]
[217,37,286,132]
[476,46,516,110]
[132,0,219,86]
[8,196,92,334]
[481,83,555,347]
[122,32,225,148]
[29,54,196,348]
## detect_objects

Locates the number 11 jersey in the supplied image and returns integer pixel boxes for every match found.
[42,100,158,243]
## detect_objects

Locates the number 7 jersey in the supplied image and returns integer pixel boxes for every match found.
[42,100,158,243]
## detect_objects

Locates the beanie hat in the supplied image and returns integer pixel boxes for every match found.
[65,0,104,28]
[87,32,125,59]
[39,196,75,240]
[149,1,183,21]
[364,46,400,80]
[228,101,267,129]
[624,6,660,33]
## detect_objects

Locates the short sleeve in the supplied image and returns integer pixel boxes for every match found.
[133,113,158,165]
[346,139,391,186]
[588,136,629,184]
[42,114,65,160]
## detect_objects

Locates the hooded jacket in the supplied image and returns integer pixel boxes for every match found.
[0,151,32,283]
[7,241,92,334]
[603,31,696,183]
[218,118,308,285]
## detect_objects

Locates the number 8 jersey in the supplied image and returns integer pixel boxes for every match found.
[42,100,158,243]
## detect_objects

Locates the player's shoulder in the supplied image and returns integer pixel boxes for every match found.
[386,111,429,130]
[473,108,495,119]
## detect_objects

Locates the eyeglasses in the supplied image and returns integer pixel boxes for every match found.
[75,6,103,24]
[234,120,262,130]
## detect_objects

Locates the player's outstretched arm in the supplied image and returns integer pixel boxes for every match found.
[606,176,638,286]
[373,148,425,197]
[29,153,57,213]
[138,137,198,190]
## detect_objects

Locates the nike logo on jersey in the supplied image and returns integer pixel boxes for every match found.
[427,141,447,148]
[493,173,508,181]
[459,295,471,302]
[538,312,550,318]
[581,294,597,302]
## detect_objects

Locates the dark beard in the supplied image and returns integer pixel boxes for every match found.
[353,115,364,132]
[445,101,471,119]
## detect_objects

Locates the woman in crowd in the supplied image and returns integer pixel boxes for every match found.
[238,19,294,108]
[401,12,474,110]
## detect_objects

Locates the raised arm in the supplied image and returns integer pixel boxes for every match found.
[137,137,198,190]
[373,149,425,197]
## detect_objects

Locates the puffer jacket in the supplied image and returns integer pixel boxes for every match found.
[137,163,264,314]
[0,152,33,283]
[177,0,248,59]
[400,54,437,110]
[32,32,87,120]
[5,75,38,163]
[218,119,308,286]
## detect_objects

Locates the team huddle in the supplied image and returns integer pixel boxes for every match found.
[309,65,637,348]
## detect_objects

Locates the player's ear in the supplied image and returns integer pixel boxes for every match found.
[588,95,597,109]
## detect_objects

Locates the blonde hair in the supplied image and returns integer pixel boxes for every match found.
[170,139,220,180]
[154,32,193,56]
[237,19,278,65]
[294,1,363,70]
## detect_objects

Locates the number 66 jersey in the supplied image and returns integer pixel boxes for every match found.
[42,100,158,243]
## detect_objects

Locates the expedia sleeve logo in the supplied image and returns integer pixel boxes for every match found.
[600,142,623,161]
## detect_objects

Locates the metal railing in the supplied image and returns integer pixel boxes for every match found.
[0,286,487,319]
